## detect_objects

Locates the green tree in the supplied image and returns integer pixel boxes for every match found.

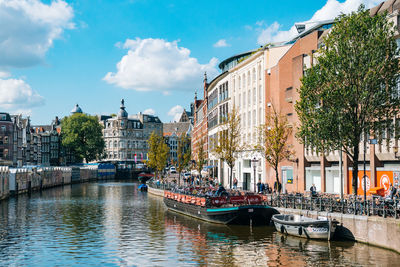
[213,107,243,188]
[295,6,400,195]
[196,137,207,184]
[255,107,293,193]
[147,131,169,180]
[176,133,191,185]
[61,113,105,163]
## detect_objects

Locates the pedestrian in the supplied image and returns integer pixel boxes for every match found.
[389,183,397,200]
[233,177,238,189]
[257,180,262,193]
[310,183,317,197]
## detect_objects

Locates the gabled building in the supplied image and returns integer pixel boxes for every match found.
[163,121,192,164]
[101,99,163,164]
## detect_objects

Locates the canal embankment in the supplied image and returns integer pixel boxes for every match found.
[0,164,116,201]
[148,186,400,254]
[276,207,400,254]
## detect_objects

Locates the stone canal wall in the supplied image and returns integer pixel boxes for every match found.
[0,167,9,200]
[0,164,116,201]
[276,207,400,254]
[148,186,165,197]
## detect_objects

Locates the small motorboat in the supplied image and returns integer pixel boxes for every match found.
[138,183,148,192]
[272,214,338,240]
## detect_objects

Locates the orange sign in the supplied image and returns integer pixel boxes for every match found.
[347,170,394,196]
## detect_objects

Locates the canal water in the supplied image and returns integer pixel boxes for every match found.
[0,181,399,267]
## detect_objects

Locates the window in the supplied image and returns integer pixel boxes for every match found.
[1,126,5,132]
[258,65,261,80]
[248,90,251,106]
[248,112,251,127]
[247,71,250,85]
[253,87,256,104]
[259,85,262,103]
[253,68,256,82]
[243,92,246,108]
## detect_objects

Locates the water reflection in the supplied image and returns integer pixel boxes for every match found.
[0,181,398,266]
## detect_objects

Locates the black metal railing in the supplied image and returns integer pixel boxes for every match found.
[265,193,400,219]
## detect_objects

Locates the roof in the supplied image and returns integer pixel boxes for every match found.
[163,122,191,137]
[0,113,11,122]
[71,104,83,114]
[288,19,334,43]
[218,50,255,72]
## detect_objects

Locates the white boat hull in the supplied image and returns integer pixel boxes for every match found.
[272,214,337,240]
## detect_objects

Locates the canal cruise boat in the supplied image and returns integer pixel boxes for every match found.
[163,190,278,225]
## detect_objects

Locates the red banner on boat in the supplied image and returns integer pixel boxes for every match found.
[211,197,227,206]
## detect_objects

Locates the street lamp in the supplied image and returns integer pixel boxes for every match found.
[251,157,259,192]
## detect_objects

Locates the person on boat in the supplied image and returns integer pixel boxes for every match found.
[216,183,226,196]
[310,184,317,197]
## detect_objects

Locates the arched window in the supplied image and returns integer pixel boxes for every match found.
[114,140,117,148]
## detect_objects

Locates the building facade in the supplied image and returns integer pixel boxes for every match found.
[0,113,13,166]
[163,122,192,165]
[101,99,163,164]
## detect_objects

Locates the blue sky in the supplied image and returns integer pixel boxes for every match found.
[0,0,382,124]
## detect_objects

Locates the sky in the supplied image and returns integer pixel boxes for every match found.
[0,0,383,124]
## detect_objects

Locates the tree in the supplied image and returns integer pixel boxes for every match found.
[196,137,207,184]
[176,133,191,185]
[213,107,243,188]
[255,107,293,193]
[295,6,400,195]
[61,113,105,163]
[147,131,169,180]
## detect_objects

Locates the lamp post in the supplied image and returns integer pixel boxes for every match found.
[251,157,259,192]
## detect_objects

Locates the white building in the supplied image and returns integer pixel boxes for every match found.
[209,44,291,191]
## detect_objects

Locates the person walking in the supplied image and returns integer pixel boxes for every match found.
[310,184,317,198]
[233,177,238,189]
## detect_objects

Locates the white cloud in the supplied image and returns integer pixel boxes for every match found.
[168,105,183,122]
[143,108,156,115]
[103,38,219,93]
[0,77,45,113]
[0,0,74,68]
[257,0,382,45]
[213,39,230,48]
[0,71,10,78]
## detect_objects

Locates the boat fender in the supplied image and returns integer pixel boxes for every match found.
[280,225,285,234]
[298,226,303,236]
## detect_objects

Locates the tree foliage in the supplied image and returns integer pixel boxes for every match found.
[213,107,243,188]
[176,133,191,185]
[61,113,105,163]
[196,137,206,180]
[255,107,294,191]
[147,131,169,180]
[295,6,400,194]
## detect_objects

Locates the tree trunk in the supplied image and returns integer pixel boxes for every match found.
[352,144,360,196]
[275,164,280,194]
[229,165,233,189]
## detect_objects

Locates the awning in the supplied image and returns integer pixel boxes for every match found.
[204,165,216,169]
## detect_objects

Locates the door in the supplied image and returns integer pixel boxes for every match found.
[243,173,250,191]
